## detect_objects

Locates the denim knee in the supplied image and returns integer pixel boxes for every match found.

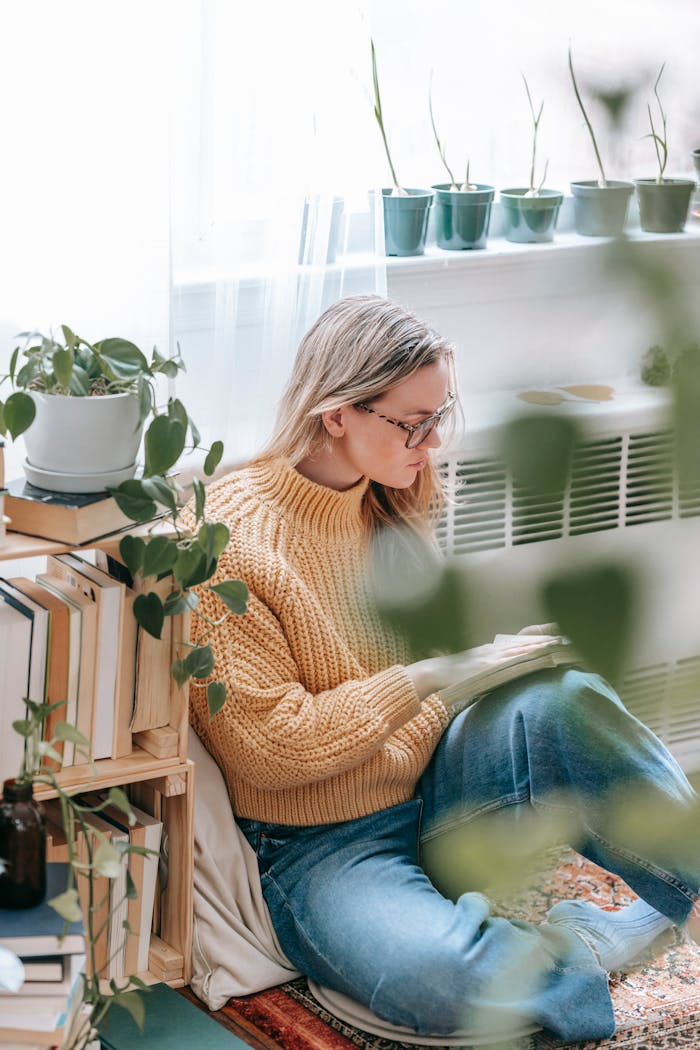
[515,667,625,744]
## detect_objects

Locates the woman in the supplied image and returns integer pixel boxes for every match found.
[190,295,699,1044]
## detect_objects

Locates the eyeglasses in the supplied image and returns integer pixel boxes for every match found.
[354,392,456,449]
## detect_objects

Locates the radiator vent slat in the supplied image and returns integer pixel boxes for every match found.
[440,428,700,556]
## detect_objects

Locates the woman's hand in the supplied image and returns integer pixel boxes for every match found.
[405,632,569,700]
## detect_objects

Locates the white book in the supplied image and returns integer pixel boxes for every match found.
[45,554,124,761]
[0,579,49,709]
[0,598,33,782]
[0,952,87,998]
[36,573,97,760]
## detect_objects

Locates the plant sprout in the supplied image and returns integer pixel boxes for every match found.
[522,74,548,197]
[371,39,406,197]
[428,73,476,192]
[646,63,668,184]
[568,46,607,188]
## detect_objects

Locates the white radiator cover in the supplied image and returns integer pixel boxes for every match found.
[437,380,700,773]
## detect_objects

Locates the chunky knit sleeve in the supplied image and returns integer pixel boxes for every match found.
[189,582,423,791]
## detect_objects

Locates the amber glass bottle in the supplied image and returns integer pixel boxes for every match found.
[0,778,47,908]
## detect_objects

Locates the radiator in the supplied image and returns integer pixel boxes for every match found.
[437,381,700,773]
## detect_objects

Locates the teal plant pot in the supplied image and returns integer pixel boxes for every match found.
[499,188,563,243]
[634,178,694,233]
[570,180,634,237]
[432,184,494,250]
[381,188,434,256]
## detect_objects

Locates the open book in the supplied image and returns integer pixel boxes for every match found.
[438,633,579,716]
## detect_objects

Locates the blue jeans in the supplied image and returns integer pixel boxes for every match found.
[238,669,700,1043]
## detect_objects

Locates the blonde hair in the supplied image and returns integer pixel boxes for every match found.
[255,294,458,535]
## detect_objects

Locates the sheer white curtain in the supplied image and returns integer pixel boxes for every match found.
[0,1,171,483]
[170,0,386,464]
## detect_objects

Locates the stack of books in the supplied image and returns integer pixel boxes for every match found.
[0,862,90,1048]
[43,792,163,982]
[0,550,175,780]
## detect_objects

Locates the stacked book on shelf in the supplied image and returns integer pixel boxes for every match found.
[43,792,163,982]
[0,862,90,1048]
[0,551,175,783]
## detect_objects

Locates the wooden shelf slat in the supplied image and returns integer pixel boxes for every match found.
[34,749,187,800]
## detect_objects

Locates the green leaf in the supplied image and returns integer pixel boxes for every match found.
[203,440,224,476]
[94,337,149,383]
[37,741,63,764]
[113,990,146,1032]
[60,324,77,351]
[48,888,82,923]
[144,415,186,477]
[68,363,91,396]
[16,357,41,389]
[4,391,36,439]
[167,398,188,429]
[137,374,153,428]
[0,401,5,437]
[141,476,177,515]
[119,534,146,578]
[190,416,201,447]
[52,347,73,389]
[197,522,229,564]
[171,658,190,689]
[107,786,135,823]
[163,589,199,616]
[193,478,206,522]
[93,839,123,879]
[54,722,90,748]
[207,681,227,721]
[109,480,157,523]
[173,545,210,589]
[184,643,215,680]
[208,579,249,615]
[500,414,578,497]
[8,345,19,382]
[142,535,178,578]
[11,719,33,738]
[542,563,635,685]
[133,592,165,640]
[125,868,138,900]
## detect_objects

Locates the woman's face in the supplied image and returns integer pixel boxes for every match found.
[323,358,452,489]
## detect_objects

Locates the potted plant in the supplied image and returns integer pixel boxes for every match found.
[371,41,434,257]
[429,78,494,250]
[500,76,564,244]
[634,64,694,233]
[0,327,187,493]
[568,47,634,237]
[690,146,700,222]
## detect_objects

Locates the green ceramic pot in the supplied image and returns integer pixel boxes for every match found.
[499,188,563,243]
[381,188,434,256]
[634,178,694,233]
[432,184,494,250]
[570,180,634,237]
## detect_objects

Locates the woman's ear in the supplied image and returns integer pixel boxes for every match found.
[321,407,347,439]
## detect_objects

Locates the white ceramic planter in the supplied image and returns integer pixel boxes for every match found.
[23,391,142,491]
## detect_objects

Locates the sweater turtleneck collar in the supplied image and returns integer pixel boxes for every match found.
[249,456,371,542]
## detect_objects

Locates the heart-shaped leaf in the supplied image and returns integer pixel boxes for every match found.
[197,522,230,564]
[208,580,249,615]
[144,415,186,477]
[184,643,215,680]
[163,589,199,616]
[68,363,91,396]
[137,374,153,428]
[500,414,578,497]
[4,391,36,439]
[167,398,188,428]
[48,888,82,923]
[192,477,205,522]
[119,534,146,578]
[94,337,149,382]
[107,786,135,823]
[112,990,146,1032]
[203,440,224,476]
[52,347,73,389]
[54,722,90,748]
[110,480,157,523]
[93,839,122,880]
[133,592,165,640]
[207,681,227,721]
[142,536,178,579]
[542,563,635,685]
[171,658,190,689]
[141,476,177,515]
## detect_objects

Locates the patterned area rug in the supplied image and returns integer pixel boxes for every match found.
[205,849,700,1050]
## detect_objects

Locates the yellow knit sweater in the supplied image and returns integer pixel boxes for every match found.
[189,456,450,826]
